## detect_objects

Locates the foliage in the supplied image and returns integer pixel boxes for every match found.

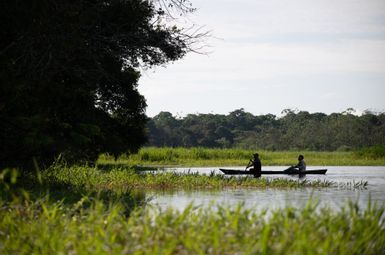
[147,109,385,151]
[0,0,195,169]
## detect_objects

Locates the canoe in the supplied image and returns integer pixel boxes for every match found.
[219,168,327,175]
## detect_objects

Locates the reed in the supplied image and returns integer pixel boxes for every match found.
[99,147,385,167]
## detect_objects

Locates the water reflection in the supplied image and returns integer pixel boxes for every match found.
[147,166,385,211]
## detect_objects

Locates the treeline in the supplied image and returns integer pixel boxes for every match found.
[146,109,385,151]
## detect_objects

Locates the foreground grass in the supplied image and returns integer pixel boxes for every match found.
[99,147,385,167]
[1,195,384,255]
[40,164,337,190]
[0,163,380,254]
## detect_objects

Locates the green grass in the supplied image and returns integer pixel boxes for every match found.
[355,145,385,159]
[0,161,381,254]
[39,164,337,190]
[1,194,384,255]
[99,147,385,167]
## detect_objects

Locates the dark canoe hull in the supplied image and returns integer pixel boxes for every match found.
[219,169,327,175]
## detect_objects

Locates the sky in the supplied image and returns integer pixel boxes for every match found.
[139,0,385,117]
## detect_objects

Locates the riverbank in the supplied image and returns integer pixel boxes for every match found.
[98,147,385,167]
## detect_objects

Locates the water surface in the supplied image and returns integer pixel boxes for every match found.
[147,166,385,211]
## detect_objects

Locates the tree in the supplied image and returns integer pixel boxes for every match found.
[0,0,199,168]
[145,109,385,151]
[148,112,182,146]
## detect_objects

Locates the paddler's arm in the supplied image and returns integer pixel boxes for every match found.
[246,159,253,169]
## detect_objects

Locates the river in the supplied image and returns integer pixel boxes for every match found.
[147,166,385,211]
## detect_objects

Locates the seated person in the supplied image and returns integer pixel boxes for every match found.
[286,154,306,172]
[246,153,262,178]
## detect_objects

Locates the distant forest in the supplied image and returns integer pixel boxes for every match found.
[146,108,385,151]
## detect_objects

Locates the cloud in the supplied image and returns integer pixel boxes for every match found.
[140,0,385,116]
[193,0,385,38]
[142,38,385,87]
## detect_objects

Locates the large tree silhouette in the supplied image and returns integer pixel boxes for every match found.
[0,0,197,168]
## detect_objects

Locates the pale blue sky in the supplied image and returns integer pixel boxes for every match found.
[140,0,385,117]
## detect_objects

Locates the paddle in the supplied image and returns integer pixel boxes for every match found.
[245,159,252,170]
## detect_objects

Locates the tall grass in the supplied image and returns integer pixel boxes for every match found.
[99,147,385,166]
[1,164,381,254]
[40,164,337,190]
[0,167,146,217]
[1,195,384,254]
[355,145,385,159]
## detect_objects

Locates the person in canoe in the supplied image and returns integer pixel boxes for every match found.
[286,154,306,173]
[246,153,262,178]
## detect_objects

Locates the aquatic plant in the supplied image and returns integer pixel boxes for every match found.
[38,164,338,191]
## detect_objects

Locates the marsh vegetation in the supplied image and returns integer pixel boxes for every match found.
[99,147,385,167]
[1,148,383,254]
[1,172,384,255]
